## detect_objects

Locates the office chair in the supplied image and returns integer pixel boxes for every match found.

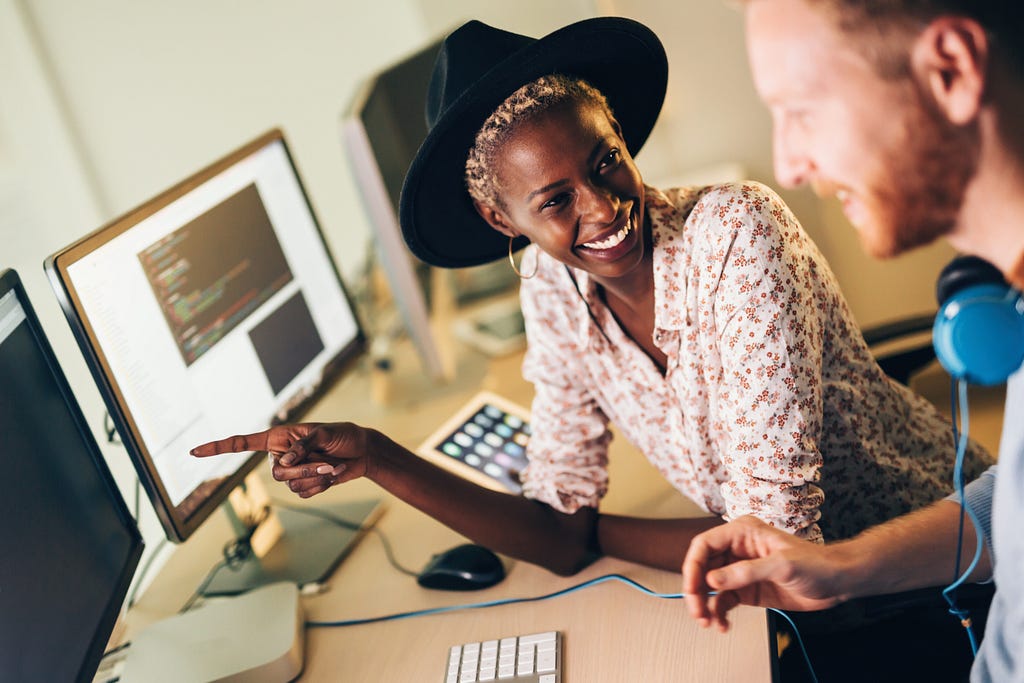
[861,313,937,386]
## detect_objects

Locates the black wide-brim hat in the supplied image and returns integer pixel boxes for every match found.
[399,17,668,268]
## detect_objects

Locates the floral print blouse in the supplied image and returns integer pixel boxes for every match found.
[518,182,991,543]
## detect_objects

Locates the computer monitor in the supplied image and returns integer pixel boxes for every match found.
[45,129,381,595]
[342,37,520,377]
[0,269,144,683]
[342,39,448,379]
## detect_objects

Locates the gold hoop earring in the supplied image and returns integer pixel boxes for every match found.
[508,236,538,279]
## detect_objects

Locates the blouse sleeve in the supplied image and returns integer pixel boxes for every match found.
[517,252,612,514]
[696,183,828,542]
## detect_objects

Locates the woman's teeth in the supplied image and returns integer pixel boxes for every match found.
[583,219,632,250]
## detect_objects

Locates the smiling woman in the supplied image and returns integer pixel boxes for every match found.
[472,92,648,289]
[192,18,991,578]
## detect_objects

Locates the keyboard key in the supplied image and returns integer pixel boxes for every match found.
[447,645,461,683]
[446,631,561,683]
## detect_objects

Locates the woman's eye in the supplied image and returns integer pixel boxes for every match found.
[541,193,569,210]
[598,149,621,170]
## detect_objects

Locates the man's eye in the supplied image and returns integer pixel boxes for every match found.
[786,109,811,127]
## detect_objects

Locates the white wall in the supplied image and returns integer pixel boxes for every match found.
[416,0,594,37]
[0,0,127,531]
[19,0,434,280]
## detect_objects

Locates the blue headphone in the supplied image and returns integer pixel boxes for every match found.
[933,255,1024,385]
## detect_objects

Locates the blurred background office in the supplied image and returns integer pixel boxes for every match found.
[0,0,959,594]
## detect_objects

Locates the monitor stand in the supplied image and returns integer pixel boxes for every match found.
[201,474,385,597]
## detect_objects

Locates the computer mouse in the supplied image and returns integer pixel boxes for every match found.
[417,543,506,591]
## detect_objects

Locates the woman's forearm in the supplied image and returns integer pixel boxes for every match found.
[366,429,599,575]
[364,431,736,576]
[597,513,723,572]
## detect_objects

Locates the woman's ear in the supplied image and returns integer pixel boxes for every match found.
[911,16,988,125]
[473,200,519,238]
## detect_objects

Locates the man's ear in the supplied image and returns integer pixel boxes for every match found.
[911,17,989,125]
[473,200,519,238]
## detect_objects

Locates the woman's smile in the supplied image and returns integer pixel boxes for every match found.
[577,211,639,259]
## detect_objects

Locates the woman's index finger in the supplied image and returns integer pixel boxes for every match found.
[190,430,271,457]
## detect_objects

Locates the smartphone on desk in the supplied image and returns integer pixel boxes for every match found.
[416,391,531,494]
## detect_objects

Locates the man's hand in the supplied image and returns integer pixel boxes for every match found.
[682,515,849,632]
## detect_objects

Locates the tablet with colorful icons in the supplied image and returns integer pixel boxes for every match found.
[416,391,531,494]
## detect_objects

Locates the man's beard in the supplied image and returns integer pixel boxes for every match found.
[865,85,980,259]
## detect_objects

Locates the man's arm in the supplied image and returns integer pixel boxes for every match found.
[682,497,992,632]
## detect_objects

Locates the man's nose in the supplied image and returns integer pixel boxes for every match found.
[773,124,813,189]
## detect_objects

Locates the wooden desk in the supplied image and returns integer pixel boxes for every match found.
[128,339,774,682]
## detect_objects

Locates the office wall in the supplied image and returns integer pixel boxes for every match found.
[0,0,130,541]
[416,0,593,37]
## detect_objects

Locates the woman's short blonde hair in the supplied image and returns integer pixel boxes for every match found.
[464,74,613,208]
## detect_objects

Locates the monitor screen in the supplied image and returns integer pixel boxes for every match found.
[45,129,366,544]
[0,269,143,683]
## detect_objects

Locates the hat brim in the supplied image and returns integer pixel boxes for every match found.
[400,17,668,269]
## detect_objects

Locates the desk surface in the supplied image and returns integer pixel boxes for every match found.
[127,336,774,682]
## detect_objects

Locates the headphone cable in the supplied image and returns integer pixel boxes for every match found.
[943,378,985,657]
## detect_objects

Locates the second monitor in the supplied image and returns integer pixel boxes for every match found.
[46,129,381,595]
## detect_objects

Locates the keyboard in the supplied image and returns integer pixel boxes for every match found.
[444,631,562,682]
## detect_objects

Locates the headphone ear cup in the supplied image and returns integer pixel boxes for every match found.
[933,283,1024,385]
[936,255,1006,304]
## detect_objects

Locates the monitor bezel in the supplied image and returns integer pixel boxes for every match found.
[0,268,144,683]
[43,129,367,543]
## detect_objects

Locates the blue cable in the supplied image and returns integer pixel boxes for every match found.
[305,573,678,628]
[950,378,965,585]
[942,379,985,657]
[307,572,819,682]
